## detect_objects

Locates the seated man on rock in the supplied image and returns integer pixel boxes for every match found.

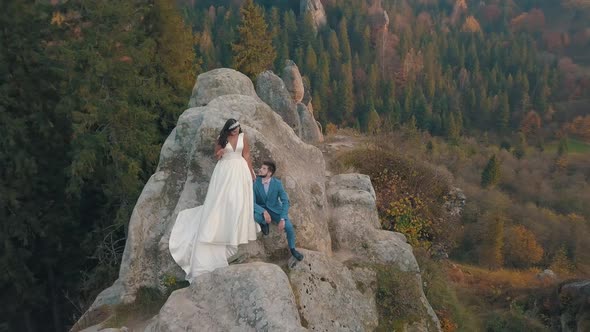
[253,160,304,261]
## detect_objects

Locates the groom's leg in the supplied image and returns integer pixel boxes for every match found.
[268,211,296,249]
[254,211,269,235]
[282,218,296,249]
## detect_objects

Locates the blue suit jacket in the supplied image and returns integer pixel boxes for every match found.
[253,177,290,220]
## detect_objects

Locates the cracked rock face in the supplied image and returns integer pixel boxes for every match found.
[146,263,306,332]
[288,250,378,331]
[256,66,323,144]
[300,0,327,31]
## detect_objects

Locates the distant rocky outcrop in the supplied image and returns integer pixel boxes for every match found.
[559,280,590,332]
[74,68,440,332]
[256,60,323,143]
[300,0,327,31]
[255,71,300,134]
[282,60,305,103]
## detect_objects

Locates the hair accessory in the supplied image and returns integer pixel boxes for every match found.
[229,121,240,130]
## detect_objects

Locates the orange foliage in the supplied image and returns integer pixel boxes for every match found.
[520,111,542,136]
[436,310,458,332]
[450,0,468,26]
[510,9,545,33]
[118,56,133,63]
[480,4,502,23]
[461,15,481,33]
[401,48,424,82]
[325,123,338,136]
[572,28,590,47]
[51,11,65,27]
[504,225,544,267]
[543,31,571,51]
[565,115,590,141]
[417,12,433,30]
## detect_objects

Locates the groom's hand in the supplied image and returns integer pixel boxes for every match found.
[263,210,271,223]
[278,219,285,231]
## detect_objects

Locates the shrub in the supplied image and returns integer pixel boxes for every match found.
[375,265,427,331]
[325,122,338,136]
[336,148,456,249]
[484,310,549,332]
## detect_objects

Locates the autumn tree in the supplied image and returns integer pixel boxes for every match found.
[566,115,590,140]
[232,0,276,78]
[503,225,544,267]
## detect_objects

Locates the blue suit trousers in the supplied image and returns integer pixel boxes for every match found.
[254,210,296,249]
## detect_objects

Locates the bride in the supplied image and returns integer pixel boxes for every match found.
[169,118,259,282]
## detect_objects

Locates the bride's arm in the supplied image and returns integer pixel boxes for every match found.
[242,134,256,180]
[214,136,224,160]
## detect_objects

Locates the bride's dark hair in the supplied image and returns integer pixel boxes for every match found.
[217,118,242,148]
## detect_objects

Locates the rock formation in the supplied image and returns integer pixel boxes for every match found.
[559,280,590,332]
[146,263,306,332]
[256,61,323,143]
[282,60,305,103]
[255,70,300,135]
[74,68,440,332]
[300,0,327,32]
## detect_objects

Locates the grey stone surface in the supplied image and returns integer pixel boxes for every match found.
[297,103,323,143]
[255,70,301,135]
[288,250,378,331]
[147,263,306,332]
[188,68,259,107]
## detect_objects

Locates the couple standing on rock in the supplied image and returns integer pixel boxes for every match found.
[169,118,304,283]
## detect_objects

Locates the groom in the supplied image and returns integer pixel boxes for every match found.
[253,160,304,261]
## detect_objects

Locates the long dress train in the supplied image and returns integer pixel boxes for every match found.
[169,133,258,282]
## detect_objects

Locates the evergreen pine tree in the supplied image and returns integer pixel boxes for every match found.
[232,0,276,78]
[367,107,381,135]
[1,2,73,330]
[497,91,510,133]
[481,154,501,188]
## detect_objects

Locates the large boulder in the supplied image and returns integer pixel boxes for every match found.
[146,263,306,332]
[188,68,259,107]
[288,249,378,331]
[326,173,441,331]
[282,60,305,104]
[76,70,331,329]
[255,71,301,135]
[256,69,324,144]
[327,173,416,270]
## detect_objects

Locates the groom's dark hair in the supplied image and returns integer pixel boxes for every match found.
[263,160,276,175]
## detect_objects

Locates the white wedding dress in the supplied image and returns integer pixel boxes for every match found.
[169,133,258,282]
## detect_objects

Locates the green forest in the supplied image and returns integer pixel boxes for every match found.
[2,0,590,331]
